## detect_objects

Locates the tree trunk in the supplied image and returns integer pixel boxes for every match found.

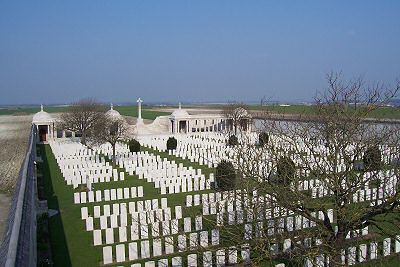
[112,144,116,167]
[81,131,86,145]
[330,231,346,267]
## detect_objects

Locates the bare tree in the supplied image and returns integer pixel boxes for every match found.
[222,102,252,136]
[206,73,400,266]
[90,115,129,166]
[59,98,106,145]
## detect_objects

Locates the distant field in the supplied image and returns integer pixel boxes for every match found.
[1,104,399,120]
[0,106,68,116]
[0,105,169,120]
[161,104,400,120]
[249,105,400,119]
[114,106,169,120]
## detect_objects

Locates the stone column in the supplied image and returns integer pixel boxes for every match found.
[137,98,143,123]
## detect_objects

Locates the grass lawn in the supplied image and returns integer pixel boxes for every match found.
[38,142,217,266]
[38,144,101,267]
[38,141,400,267]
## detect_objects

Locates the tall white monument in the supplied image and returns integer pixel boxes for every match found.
[137,98,143,124]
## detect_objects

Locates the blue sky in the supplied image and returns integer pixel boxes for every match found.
[0,1,399,105]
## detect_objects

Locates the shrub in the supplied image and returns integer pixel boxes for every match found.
[259,132,269,146]
[363,146,382,171]
[274,156,296,185]
[166,137,178,151]
[228,135,238,146]
[215,160,236,190]
[128,139,141,153]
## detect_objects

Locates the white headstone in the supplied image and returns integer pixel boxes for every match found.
[141,240,150,258]
[131,223,139,240]
[203,251,212,267]
[153,238,162,256]
[116,244,126,262]
[106,228,114,244]
[189,233,198,250]
[103,246,113,265]
[228,247,237,264]
[128,242,138,260]
[184,217,191,232]
[100,216,108,229]
[216,249,225,267]
[119,226,127,242]
[211,229,220,245]
[93,229,102,246]
[178,234,186,252]
[165,236,174,254]
[187,254,197,267]
[158,258,169,267]
[94,206,101,218]
[172,256,182,267]
[283,239,291,252]
[370,242,377,260]
[200,231,208,248]
[138,186,144,197]
[359,244,367,262]
[383,238,391,256]
[86,217,93,231]
[195,216,202,231]
[74,192,80,204]
[175,206,182,219]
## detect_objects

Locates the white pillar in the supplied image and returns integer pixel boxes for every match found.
[137,98,143,122]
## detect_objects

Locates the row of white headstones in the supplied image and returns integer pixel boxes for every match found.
[134,133,400,266]
[48,132,398,267]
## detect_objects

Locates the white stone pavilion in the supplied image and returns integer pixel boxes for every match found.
[168,103,252,134]
[32,105,56,142]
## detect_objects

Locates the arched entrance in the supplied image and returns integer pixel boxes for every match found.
[179,121,187,133]
[38,125,48,142]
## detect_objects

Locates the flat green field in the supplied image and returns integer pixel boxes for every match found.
[0,105,169,120]
[251,105,400,119]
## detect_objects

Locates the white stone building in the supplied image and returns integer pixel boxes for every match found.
[168,103,252,134]
[32,101,252,142]
[32,105,56,142]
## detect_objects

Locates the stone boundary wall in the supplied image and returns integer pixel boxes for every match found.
[0,126,37,267]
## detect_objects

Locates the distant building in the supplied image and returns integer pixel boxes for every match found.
[168,103,252,134]
[32,105,55,142]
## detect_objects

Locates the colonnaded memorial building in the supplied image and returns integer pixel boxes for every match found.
[32,99,252,142]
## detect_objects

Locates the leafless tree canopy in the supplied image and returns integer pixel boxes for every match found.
[90,115,129,166]
[222,102,252,135]
[207,73,400,266]
[59,98,106,145]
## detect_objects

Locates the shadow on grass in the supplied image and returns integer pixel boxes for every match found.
[39,145,72,267]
